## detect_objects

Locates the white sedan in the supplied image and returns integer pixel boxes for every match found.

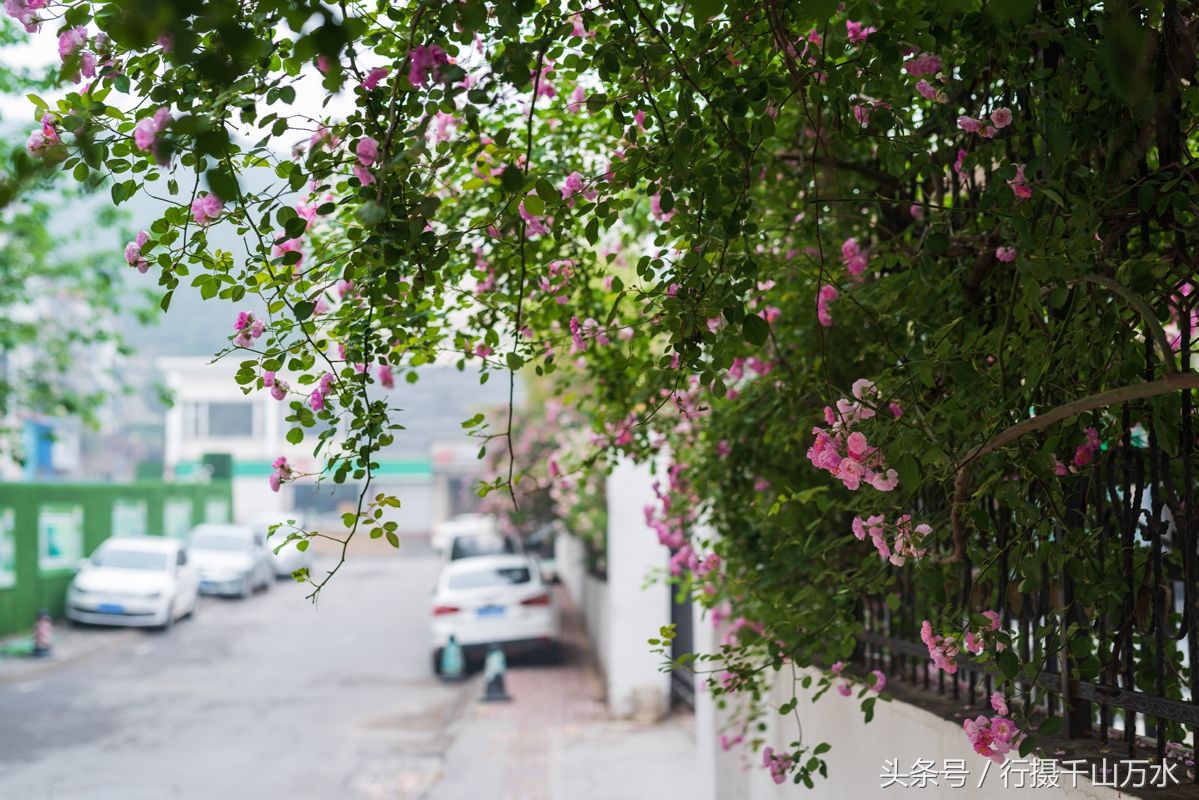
[249,512,313,578]
[431,513,500,555]
[65,537,199,629]
[430,554,560,673]
[189,523,274,597]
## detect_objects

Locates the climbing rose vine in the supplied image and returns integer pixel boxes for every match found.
[29,0,1199,787]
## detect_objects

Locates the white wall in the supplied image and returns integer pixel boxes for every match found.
[558,531,610,680]
[604,457,671,720]
[700,666,1123,799]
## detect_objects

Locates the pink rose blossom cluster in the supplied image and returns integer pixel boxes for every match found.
[964,610,1003,655]
[57,26,97,82]
[361,66,389,91]
[519,200,551,237]
[840,237,868,278]
[995,246,1016,262]
[124,231,150,273]
[761,747,793,785]
[963,696,1023,764]
[852,514,930,566]
[845,20,877,44]
[956,107,1012,139]
[920,619,960,674]
[538,259,574,303]
[191,193,224,226]
[1008,163,1033,199]
[1055,429,1102,476]
[4,0,45,32]
[268,457,293,493]
[354,136,379,186]
[26,114,60,158]
[232,312,265,348]
[133,107,173,163]
[262,371,288,401]
[408,43,449,88]
[560,171,596,203]
[806,380,899,492]
[903,52,942,76]
[915,79,948,104]
[816,284,838,327]
[377,363,395,389]
[719,732,744,752]
[830,661,886,697]
[309,372,335,411]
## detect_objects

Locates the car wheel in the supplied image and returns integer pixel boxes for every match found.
[238,575,252,598]
[157,603,176,632]
[432,649,443,676]
[260,570,272,592]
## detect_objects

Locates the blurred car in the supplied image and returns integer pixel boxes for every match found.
[431,513,499,555]
[430,553,559,673]
[249,512,313,578]
[188,523,273,597]
[524,522,561,583]
[447,530,518,561]
[65,537,199,629]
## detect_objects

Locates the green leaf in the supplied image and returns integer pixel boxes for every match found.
[523,194,545,216]
[535,178,557,202]
[1038,716,1063,737]
[286,427,304,445]
[385,531,400,548]
[294,300,315,320]
[689,0,725,20]
[501,165,525,193]
[997,647,1020,679]
[742,314,769,346]
[295,539,309,552]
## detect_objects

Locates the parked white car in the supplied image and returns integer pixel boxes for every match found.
[431,513,499,555]
[249,512,313,578]
[446,530,518,561]
[188,523,273,597]
[430,554,560,673]
[65,537,199,629]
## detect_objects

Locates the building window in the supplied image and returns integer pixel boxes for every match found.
[182,401,257,439]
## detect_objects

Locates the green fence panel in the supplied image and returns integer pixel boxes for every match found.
[0,481,233,638]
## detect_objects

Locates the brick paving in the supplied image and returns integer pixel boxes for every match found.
[428,586,699,800]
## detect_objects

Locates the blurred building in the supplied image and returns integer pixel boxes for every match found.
[158,357,517,532]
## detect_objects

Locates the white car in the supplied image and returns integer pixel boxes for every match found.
[446,530,518,561]
[249,512,313,578]
[431,513,500,555]
[430,554,560,673]
[65,537,199,629]
[189,523,273,597]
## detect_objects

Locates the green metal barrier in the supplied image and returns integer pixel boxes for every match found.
[0,481,233,637]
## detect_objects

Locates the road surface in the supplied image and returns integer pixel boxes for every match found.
[0,545,468,799]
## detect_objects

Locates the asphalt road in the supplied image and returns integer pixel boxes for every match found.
[0,545,471,799]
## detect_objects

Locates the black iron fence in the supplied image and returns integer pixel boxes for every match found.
[852,295,1197,786]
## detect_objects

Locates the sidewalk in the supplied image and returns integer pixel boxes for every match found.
[427,587,700,800]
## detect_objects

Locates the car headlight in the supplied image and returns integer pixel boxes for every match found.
[144,591,162,600]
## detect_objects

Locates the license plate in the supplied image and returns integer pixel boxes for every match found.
[97,603,124,614]
[477,605,506,619]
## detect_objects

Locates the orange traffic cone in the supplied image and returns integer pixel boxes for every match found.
[32,608,53,658]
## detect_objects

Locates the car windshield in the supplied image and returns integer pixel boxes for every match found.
[449,535,515,561]
[92,548,168,571]
[191,532,250,552]
[447,566,531,590]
